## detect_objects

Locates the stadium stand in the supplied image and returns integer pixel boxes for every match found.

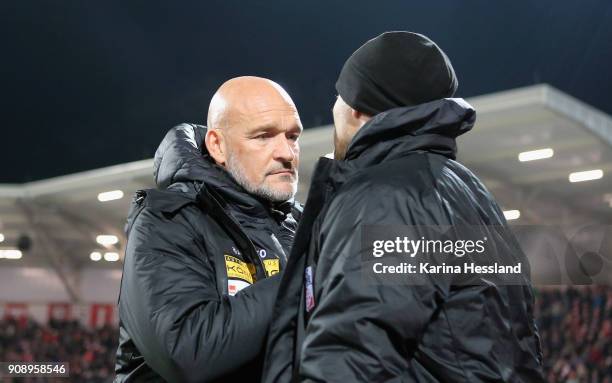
[0,286,610,382]
[537,286,612,382]
[1,85,611,381]
[0,316,115,382]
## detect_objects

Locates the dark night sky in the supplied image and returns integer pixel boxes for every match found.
[1,0,611,183]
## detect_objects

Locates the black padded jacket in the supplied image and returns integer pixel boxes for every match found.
[115,124,301,383]
[262,99,545,383]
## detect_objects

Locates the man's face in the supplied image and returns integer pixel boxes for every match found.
[332,95,356,160]
[224,108,302,202]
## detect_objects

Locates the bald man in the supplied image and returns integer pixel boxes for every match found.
[115,77,303,383]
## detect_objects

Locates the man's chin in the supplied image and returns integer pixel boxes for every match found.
[263,181,297,201]
[267,173,298,187]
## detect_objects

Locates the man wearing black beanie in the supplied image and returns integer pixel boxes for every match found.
[263,32,545,382]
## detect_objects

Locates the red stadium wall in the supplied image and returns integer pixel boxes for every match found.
[1,302,117,328]
[0,266,121,327]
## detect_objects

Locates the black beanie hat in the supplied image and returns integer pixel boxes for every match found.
[335,31,458,115]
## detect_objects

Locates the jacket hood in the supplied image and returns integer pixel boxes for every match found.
[345,98,476,165]
[154,123,217,189]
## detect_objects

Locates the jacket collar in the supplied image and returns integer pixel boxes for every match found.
[345,98,476,168]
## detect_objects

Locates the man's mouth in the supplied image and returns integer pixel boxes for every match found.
[268,169,295,176]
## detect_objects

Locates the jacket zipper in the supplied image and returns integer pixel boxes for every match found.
[196,184,266,280]
[270,233,288,266]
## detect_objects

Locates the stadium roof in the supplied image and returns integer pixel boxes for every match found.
[1,84,611,296]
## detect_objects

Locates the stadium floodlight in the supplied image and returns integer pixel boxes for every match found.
[96,235,119,246]
[503,210,521,220]
[104,252,120,262]
[518,148,554,162]
[98,190,124,202]
[569,169,603,183]
[0,233,4,243]
[90,251,102,261]
[0,249,23,259]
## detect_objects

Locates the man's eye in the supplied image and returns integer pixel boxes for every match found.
[288,135,300,142]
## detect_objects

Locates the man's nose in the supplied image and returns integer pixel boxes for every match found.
[272,136,297,163]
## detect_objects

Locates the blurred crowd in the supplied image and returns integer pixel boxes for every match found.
[0,286,610,382]
[0,316,115,382]
[536,286,612,383]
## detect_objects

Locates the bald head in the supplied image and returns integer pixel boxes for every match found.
[207,76,298,131]
[205,76,302,202]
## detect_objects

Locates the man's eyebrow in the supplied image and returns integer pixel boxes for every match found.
[250,123,302,133]
[286,124,303,135]
[250,123,278,133]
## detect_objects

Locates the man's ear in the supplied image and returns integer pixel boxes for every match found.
[205,129,227,166]
[351,108,372,122]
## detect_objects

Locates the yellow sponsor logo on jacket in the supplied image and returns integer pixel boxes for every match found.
[263,259,280,277]
[225,255,254,284]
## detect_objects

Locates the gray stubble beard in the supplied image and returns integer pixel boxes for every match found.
[226,151,298,203]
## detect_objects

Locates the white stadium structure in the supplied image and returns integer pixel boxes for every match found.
[0,84,611,324]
